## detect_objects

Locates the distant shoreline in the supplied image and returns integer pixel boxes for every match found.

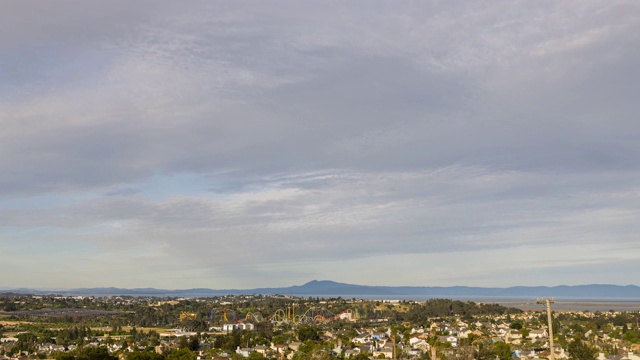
[297,295,640,312]
[275,294,640,312]
[491,300,640,312]
[3,280,640,311]
[2,290,640,311]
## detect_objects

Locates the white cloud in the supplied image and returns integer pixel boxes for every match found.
[1,0,639,288]
[2,166,639,288]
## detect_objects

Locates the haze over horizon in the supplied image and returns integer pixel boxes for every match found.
[2,1,639,290]
[4,280,640,295]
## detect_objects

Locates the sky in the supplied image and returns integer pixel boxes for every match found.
[1,0,640,290]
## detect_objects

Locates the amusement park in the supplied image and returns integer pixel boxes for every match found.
[197,303,359,331]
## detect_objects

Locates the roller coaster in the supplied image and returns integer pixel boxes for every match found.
[267,306,358,325]
[210,307,237,324]
[245,312,264,323]
[179,311,197,323]
[206,305,359,326]
[335,308,357,322]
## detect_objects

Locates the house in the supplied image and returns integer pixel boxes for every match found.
[407,348,424,357]
[409,335,426,346]
[324,331,337,340]
[513,349,533,360]
[353,333,373,344]
[254,345,268,356]
[235,346,252,358]
[529,329,547,340]
[37,343,65,353]
[331,344,344,357]
[344,348,361,358]
[414,340,430,351]
[431,322,450,333]
[505,330,523,344]
[457,328,472,339]
[360,344,374,354]
[373,343,394,359]
[270,344,286,354]
[438,336,458,348]
[601,352,640,360]
[539,347,568,360]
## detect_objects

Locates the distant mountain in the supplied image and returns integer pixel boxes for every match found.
[2,280,640,299]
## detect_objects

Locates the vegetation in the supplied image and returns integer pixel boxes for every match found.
[0,294,638,360]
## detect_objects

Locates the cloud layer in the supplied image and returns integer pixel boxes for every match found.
[1,0,639,289]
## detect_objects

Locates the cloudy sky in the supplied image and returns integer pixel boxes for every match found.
[1,1,639,290]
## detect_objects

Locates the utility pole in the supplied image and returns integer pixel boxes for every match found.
[391,329,396,360]
[537,298,555,360]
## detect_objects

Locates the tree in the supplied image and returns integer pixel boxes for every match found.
[178,336,190,349]
[273,333,292,345]
[189,336,200,351]
[76,346,118,360]
[294,349,335,360]
[351,354,370,360]
[15,332,38,353]
[126,352,165,360]
[231,353,244,360]
[54,353,76,360]
[568,338,596,360]
[478,342,512,360]
[297,326,320,342]
[247,352,266,360]
[165,348,196,360]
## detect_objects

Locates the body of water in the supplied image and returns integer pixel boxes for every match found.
[302,294,640,312]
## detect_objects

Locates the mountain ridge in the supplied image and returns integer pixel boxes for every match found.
[2,280,640,298]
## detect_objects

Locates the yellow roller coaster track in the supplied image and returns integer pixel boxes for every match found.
[179,311,197,322]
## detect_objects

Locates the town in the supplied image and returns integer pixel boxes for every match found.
[1,294,639,360]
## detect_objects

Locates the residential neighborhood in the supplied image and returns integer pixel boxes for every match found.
[1,294,639,360]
